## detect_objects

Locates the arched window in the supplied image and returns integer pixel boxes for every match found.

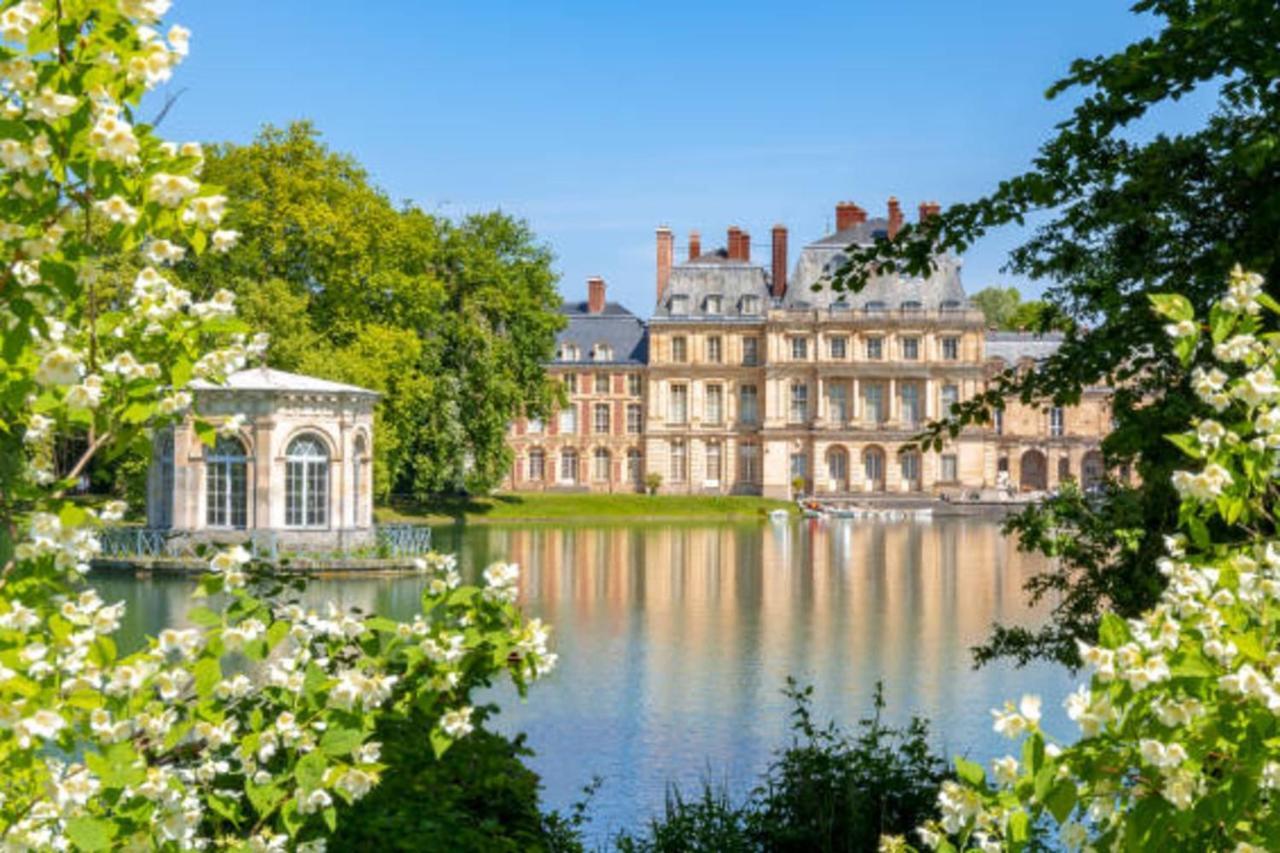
[528,448,546,481]
[286,434,329,527]
[559,449,579,483]
[155,430,174,528]
[626,448,643,483]
[592,448,611,481]
[353,434,368,527]
[206,436,248,528]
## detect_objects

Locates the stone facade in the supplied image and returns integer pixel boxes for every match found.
[148,368,378,550]
[506,199,1115,498]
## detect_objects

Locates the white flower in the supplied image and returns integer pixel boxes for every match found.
[1171,463,1232,501]
[15,710,65,748]
[0,1,45,44]
[35,346,83,386]
[296,788,332,815]
[1163,319,1196,338]
[211,229,240,252]
[100,500,128,522]
[65,375,104,409]
[1235,368,1280,407]
[440,706,474,739]
[167,24,191,56]
[148,172,200,207]
[991,755,1019,786]
[334,768,377,801]
[1223,264,1263,313]
[1214,334,1261,363]
[94,194,140,225]
[89,112,140,164]
[1195,419,1226,449]
[27,89,78,122]
[144,239,187,265]
[182,194,228,228]
[1059,821,1088,852]
[119,0,172,24]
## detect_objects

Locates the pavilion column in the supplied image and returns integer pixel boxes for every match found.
[253,418,274,530]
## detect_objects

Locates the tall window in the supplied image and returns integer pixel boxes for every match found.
[1050,407,1065,437]
[790,337,808,360]
[206,436,248,528]
[707,336,722,363]
[353,434,367,527]
[670,441,687,482]
[626,403,643,434]
[739,443,759,482]
[900,384,919,426]
[559,407,578,434]
[528,448,546,481]
[790,452,807,481]
[627,373,642,396]
[705,384,724,424]
[866,337,883,360]
[901,337,920,360]
[828,384,848,423]
[901,451,921,483]
[670,295,689,315]
[705,442,722,482]
[941,384,959,413]
[527,418,543,434]
[828,337,847,359]
[594,403,610,434]
[564,373,577,394]
[941,337,959,360]
[741,296,761,314]
[994,408,1004,435]
[671,336,688,362]
[789,382,808,423]
[705,295,722,315]
[739,385,759,425]
[593,448,611,481]
[595,373,609,394]
[669,385,688,423]
[156,431,174,528]
[559,449,578,482]
[626,449,643,483]
[559,344,579,361]
[864,383,885,424]
[940,453,958,482]
[285,435,328,528]
[742,337,759,366]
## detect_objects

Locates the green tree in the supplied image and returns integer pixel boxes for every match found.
[830,0,1280,667]
[969,286,1021,328]
[179,122,564,498]
[970,286,1072,333]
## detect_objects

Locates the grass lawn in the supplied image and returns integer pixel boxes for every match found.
[376,492,794,525]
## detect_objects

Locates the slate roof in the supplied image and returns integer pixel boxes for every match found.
[984,332,1064,364]
[785,217,969,312]
[554,302,648,365]
[191,367,379,397]
[651,248,773,320]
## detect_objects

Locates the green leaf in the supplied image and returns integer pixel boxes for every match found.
[320,725,364,758]
[65,817,115,851]
[295,750,326,790]
[245,780,285,816]
[193,419,218,448]
[1148,293,1192,322]
[430,728,454,759]
[955,757,985,786]
[1008,809,1030,843]
[1098,612,1131,648]
[193,656,221,699]
[1044,778,1077,823]
[187,606,222,628]
[1022,732,1045,775]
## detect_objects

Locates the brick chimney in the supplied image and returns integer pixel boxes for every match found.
[656,226,673,303]
[771,224,788,299]
[887,197,904,239]
[587,276,606,313]
[739,229,750,262]
[835,201,868,232]
[688,230,701,261]
[726,226,742,260]
[918,200,941,222]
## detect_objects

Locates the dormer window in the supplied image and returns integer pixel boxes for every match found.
[591,344,613,361]
[865,301,887,314]
[670,295,689,315]
[741,296,761,315]
[559,344,580,361]
[940,299,963,312]
[705,295,722,315]
[901,300,923,313]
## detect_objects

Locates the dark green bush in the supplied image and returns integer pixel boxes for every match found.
[613,681,949,853]
[330,708,585,852]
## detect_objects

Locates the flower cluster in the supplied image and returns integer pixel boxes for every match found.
[909,269,1280,851]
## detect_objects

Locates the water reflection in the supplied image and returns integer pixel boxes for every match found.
[92,518,1073,842]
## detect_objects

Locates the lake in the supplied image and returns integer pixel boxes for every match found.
[92,517,1076,843]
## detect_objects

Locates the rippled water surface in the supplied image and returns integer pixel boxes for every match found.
[94,517,1075,842]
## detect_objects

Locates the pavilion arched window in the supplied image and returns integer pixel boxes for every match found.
[353,434,368,527]
[286,434,329,528]
[206,436,248,529]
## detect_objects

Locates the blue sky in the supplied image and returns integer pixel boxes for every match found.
[154,1,1214,312]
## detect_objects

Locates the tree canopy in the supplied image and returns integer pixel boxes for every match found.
[969,286,1073,333]
[178,122,564,498]
[830,0,1280,666]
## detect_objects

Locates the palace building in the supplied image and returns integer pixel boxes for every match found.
[506,198,1112,498]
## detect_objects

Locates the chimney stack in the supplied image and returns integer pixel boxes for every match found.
[835,201,868,232]
[918,200,941,223]
[656,226,673,304]
[688,230,701,261]
[771,224,788,299]
[887,197,904,239]
[726,226,742,261]
[739,229,750,262]
[587,276,606,313]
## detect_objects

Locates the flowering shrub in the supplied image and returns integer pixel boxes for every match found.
[888,267,1280,852]
[0,2,553,849]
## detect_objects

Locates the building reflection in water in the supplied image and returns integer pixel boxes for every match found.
[92,519,1073,842]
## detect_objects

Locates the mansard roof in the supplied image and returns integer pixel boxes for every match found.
[652,250,772,321]
[554,302,648,365]
[784,218,968,312]
[984,331,1064,364]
